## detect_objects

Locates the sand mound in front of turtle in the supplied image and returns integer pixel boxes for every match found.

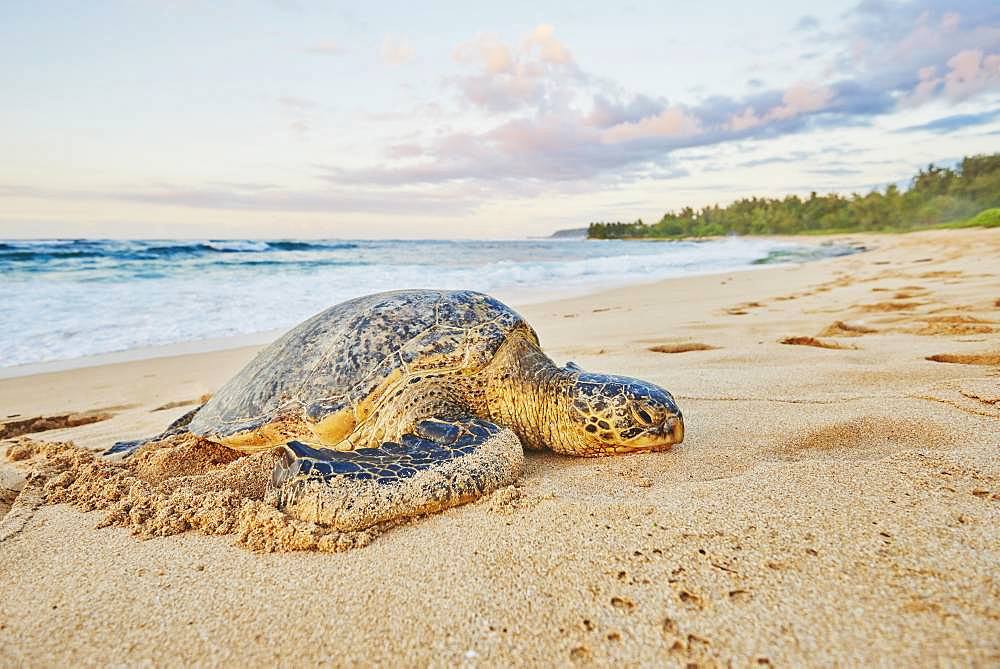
[4,437,392,552]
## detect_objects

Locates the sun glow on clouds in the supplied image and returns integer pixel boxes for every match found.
[0,1,998,238]
[338,3,998,198]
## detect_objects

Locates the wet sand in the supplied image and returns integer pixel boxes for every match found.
[1,229,998,666]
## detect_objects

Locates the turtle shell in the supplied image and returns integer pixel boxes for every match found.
[187,290,536,450]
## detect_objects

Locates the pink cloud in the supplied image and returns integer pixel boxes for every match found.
[724,84,834,130]
[768,84,834,120]
[602,107,702,143]
[943,49,1000,99]
[524,24,573,65]
[322,11,999,195]
[903,49,1000,105]
[451,25,579,112]
[381,36,414,65]
[726,107,764,132]
[454,35,514,74]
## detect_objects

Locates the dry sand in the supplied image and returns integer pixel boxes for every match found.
[1,228,998,666]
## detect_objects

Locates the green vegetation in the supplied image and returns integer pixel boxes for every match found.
[945,207,1000,229]
[587,153,1000,239]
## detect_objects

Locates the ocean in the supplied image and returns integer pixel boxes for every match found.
[0,237,859,369]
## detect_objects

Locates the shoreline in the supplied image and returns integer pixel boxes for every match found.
[2,228,997,665]
[0,234,867,380]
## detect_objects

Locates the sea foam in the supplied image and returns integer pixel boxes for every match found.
[0,237,856,367]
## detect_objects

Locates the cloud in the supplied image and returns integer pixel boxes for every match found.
[0,182,477,216]
[735,151,814,168]
[941,49,1000,98]
[277,96,316,110]
[320,7,998,197]
[806,166,864,176]
[277,96,316,137]
[902,48,1000,104]
[840,0,1000,86]
[601,107,702,143]
[584,94,664,128]
[523,24,573,65]
[896,108,1000,133]
[726,84,835,129]
[451,25,581,112]
[381,36,415,65]
[304,40,341,55]
[795,15,821,31]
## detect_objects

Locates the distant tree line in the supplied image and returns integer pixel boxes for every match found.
[587,153,1000,239]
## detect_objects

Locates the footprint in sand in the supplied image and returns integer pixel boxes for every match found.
[925,353,1000,366]
[878,285,932,300]
[0,410,115,440]
[910,316,995,336]
[919,270,964,279]
[648,343,719,354]
[780,337,857,350]
[856,301,925,313]
[725,301,765,316]
[818,321,878,337]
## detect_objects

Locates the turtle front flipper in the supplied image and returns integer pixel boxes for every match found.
[104,404,204,457]
[270,417,523,532]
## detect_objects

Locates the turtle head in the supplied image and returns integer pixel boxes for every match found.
[557,362,684,456]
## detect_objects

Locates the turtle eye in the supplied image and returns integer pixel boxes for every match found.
[632,406,654,425]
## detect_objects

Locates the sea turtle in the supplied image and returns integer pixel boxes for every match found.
[110,290,684,531]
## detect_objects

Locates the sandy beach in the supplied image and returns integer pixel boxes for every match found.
[1,229,998,666]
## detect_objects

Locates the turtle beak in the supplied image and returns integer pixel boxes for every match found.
[624,413,684,451]
[669,414,684,444]
[652,413,684,448]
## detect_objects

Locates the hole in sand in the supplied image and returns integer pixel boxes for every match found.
[648,343,719,354]
[856,301,924,313]
[780,337,856,350]
[926,353,1000,366]
[818,321,878,337]
[0,411,113,440]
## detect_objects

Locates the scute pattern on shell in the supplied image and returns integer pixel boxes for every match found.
[188,290,537,440]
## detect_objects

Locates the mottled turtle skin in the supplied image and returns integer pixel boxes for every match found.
[111,290,684,532]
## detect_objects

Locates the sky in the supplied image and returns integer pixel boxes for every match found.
[1,0,998,239]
